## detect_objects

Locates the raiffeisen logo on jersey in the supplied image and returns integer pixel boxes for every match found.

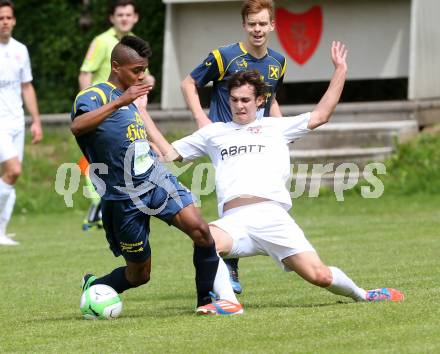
[268,65,280,80]
[246,125,262,134]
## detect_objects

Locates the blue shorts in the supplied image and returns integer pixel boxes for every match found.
[101,174,193,263]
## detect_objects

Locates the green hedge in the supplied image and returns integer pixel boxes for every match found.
[12,0,165,113]
[382,130,440,194]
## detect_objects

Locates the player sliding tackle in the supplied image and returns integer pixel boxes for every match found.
[141,41,404,304]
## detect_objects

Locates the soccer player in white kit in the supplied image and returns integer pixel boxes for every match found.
[143,41,404,303]
[0,0,43,246]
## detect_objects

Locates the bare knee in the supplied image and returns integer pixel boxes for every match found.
[283,252,332,287]
[209,225,233,255]
[2,165,21,184]
[309,267,333,288]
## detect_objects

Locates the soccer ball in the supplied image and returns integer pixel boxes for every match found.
[80,284,123,320]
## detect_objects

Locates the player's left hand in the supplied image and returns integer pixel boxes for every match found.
[30,121,43,144]
[331,41,348,72]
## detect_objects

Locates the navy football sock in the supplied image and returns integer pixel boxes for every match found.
[193,243,219,307]
[224,257,239,270]
[94,266,133,294]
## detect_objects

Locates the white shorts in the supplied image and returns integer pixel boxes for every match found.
[210,201,316,272]
[0,126,24,163]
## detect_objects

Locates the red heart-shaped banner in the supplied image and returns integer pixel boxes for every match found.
[275,6,323,65]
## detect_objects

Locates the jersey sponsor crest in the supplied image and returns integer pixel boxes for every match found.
[268,65,280,80]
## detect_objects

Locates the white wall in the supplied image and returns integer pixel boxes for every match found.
[408,0,440,99]
[276,0,410,81]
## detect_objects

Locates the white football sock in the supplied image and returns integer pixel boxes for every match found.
[0,178,14,235]
[213,257,239,304]
[326,266,367,301]
[1,188,15,229]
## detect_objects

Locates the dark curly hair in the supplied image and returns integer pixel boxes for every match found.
[227,70,269,99]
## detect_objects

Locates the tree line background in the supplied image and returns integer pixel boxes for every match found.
[12,0,165,113]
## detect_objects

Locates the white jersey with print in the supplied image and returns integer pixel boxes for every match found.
[172,113,311,216]
[0,37,33,129]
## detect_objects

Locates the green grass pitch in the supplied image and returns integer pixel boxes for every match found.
[1,194,439,353]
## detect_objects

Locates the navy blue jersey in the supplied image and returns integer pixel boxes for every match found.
[190,42,286,122]
[71,82,160,201]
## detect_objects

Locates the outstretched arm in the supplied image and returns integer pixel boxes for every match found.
[134,95,182,162]
[308,41,348,130]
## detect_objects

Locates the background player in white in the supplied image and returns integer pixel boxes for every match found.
[142,41,404,303]
[0,0,43,246]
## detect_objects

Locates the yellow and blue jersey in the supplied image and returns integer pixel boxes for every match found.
[71,82,158,200]
[190,42,286,122]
